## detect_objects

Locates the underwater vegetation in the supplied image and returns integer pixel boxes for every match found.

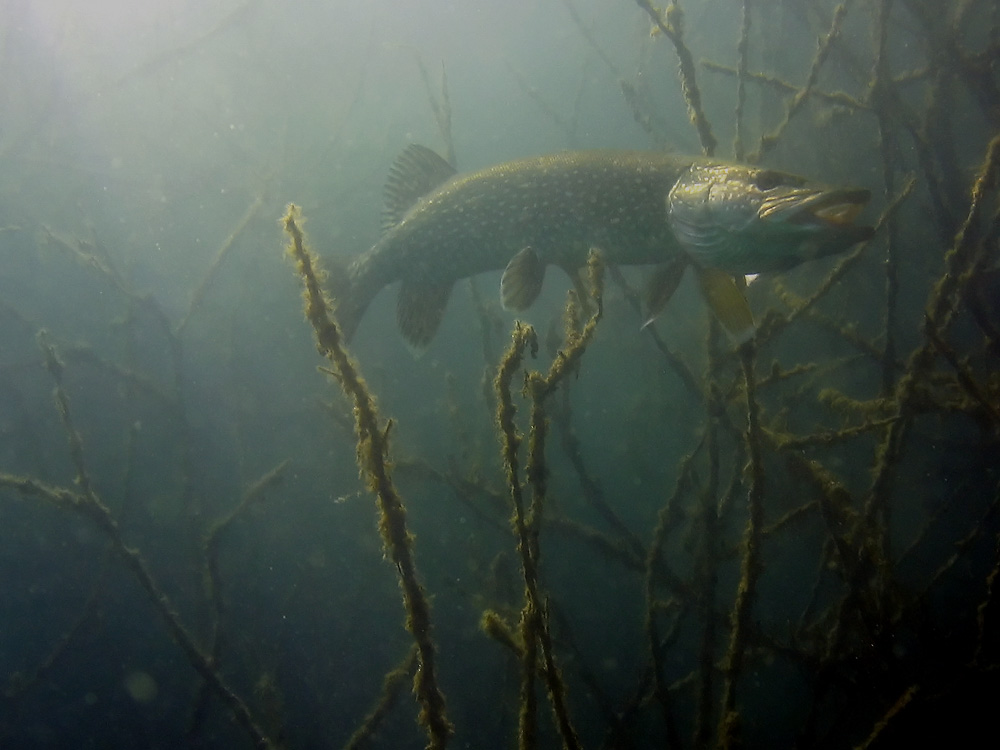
[1,1,1000,749]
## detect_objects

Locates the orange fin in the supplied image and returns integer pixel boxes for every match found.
[696,267,755,344]
[397,277,454,353]
[501,247,546,311]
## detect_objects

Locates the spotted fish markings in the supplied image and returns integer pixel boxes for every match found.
[333,145,873,349]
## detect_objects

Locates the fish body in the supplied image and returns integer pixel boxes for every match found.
[335,145,873,347]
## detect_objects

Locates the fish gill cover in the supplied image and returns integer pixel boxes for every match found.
[0,1,998,749]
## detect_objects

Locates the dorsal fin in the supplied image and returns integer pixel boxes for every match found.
[382,144,456,234]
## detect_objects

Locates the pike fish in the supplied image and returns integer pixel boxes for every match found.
[333,144,874,348]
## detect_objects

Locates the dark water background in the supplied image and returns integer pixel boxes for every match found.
[1,1,998,748]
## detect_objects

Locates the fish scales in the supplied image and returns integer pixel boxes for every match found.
[333,145,873,348]
[355,150,689,287]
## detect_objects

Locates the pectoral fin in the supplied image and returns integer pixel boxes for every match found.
[501,247,546,311]
[696,267,755,343]
[642,256,690,328]
[397,277,454,352]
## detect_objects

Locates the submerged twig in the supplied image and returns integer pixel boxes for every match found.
[282,205,452,749]
[636,0,717,156]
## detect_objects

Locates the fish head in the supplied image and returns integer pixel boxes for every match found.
[667,162,874,274]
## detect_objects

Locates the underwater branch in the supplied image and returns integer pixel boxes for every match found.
[281,205,453,750]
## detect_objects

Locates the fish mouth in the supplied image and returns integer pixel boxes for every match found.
[760,186,873,233]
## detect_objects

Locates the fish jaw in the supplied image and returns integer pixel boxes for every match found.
[668,163,874,274]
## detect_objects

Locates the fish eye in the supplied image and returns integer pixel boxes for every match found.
[752,170,786,191]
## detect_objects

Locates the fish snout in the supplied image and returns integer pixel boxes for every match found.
[779,186,873,230]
